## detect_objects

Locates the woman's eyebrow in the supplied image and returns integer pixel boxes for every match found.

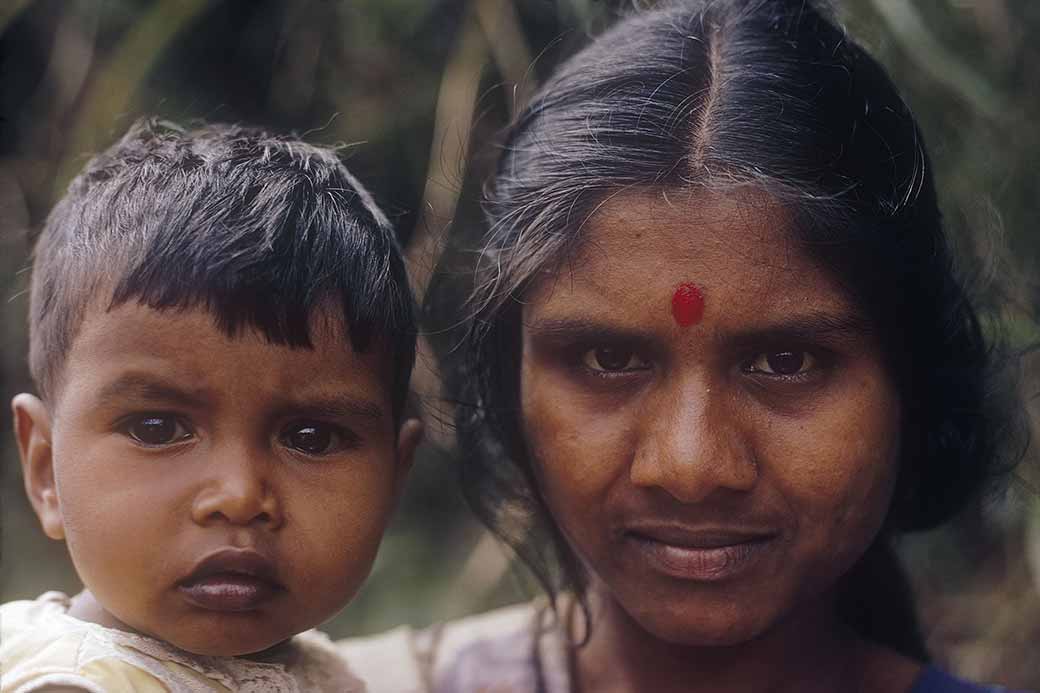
[728,312,874,345]
[525,312,872,342]
[523,317,651,343]
[95,373,209,409]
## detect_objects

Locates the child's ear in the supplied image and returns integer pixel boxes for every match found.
[394,418,423,490]
[12,393,65,540]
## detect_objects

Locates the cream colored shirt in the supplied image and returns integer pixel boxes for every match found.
[340,601,570,693]
[340,602,1017,693]
[1,592,364,693]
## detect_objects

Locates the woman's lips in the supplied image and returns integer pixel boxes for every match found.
[177,549,283,612]
[623,525,779,581]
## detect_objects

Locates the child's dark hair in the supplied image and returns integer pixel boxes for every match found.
[29,118,415,420]
[438,0,1029,661]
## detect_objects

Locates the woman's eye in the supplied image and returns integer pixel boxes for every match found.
[282,423,351,456]
[746,350,815,376]
[124,415,192,447]
[582,346,650,373]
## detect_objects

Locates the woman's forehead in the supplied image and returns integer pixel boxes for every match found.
[577,187,790,260]
[523,188,855,328]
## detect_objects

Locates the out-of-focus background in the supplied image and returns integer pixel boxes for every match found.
[1,0,1038,687]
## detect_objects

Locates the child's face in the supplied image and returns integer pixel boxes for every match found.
[13,301,421,656]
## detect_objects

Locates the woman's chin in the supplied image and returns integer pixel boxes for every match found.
[620,597,777,649]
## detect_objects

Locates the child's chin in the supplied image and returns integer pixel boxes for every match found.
[167,630,293,658]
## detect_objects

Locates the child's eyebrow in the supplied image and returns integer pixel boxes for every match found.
[95,373,208,409]
[280,395,384,421]
[95,375,386,420]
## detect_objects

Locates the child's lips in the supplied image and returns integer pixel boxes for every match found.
[178,575,281,612]
[177,549,283,612]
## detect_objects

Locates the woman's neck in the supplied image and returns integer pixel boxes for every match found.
[572,587,922,693]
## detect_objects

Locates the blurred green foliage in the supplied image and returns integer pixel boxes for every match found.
[1,1,1038,687]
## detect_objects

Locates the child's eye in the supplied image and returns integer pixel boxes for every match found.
[123,414,193,447]
[582,346,651,373]
[744,350,816,376]
[281,422,356,456]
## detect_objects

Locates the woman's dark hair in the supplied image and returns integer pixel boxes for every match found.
[439,0,1028,658]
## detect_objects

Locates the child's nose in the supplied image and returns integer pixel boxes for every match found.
[190,448,284,530]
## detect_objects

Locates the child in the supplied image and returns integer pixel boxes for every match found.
[3,119,423,692]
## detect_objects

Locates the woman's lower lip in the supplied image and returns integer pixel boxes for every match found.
[627,535,775,581]
[178,575,280,612]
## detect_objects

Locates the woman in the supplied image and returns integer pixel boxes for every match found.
[343,0,1030,690]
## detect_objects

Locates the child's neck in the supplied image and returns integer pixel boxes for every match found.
[67,589,296,660]
[68,590,139,634]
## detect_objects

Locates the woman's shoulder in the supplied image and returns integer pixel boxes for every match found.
[339,600,571,693]
[912,667,1034,693]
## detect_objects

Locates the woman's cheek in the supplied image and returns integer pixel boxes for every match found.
[785,373,901,518]
[772,411,900,574]
[524,382,631,495]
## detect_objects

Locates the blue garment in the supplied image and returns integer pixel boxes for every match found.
[913,666,1027,693]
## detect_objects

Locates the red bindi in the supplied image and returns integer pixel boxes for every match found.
[671,283,704,327]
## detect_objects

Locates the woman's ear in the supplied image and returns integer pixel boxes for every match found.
[12,393,65,540]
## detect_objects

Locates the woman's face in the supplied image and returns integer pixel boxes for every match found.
[519,189,902,646]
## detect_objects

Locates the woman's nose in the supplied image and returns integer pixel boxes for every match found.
[630,383,757,503]
[190,445,284,530]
